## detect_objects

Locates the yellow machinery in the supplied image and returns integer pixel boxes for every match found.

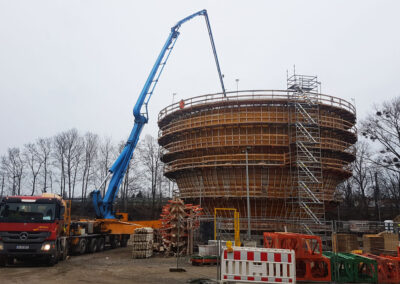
[214,208,241,247]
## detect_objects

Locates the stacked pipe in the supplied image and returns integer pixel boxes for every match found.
[160,197,202,256]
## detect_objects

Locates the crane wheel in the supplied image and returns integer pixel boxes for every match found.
[0,256,7,267]
[110,236,119,249]
[120,235,129,247]
[78,238,87,254]
[6,256,14,265]
[97,238,105,252]
[88,238,98,253]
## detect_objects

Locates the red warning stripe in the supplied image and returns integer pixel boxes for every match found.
[261,252,268,261]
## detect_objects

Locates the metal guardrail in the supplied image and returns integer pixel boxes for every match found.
[162,135,355,156]
[159,110,357,139]
[158,90,356,122]
[164,154,353,174]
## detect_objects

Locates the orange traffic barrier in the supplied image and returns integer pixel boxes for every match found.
[378,253,400,284]
[263,232,323,259]
[263,232,331,282]
[296,257,331,282]
[362,253,400,284]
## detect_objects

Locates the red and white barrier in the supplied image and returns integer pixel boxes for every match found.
[220,246,296,283]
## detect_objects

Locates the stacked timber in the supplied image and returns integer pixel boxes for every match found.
[131,227,154,259]
[378,232,399,255]
[332,233,359,252]
[363,234,384,255]
[152,229,163,252]
[160,197,202,256]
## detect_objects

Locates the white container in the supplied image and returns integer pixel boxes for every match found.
[384,220,394,232]
[208,240,235,246]
[198,244,218,256]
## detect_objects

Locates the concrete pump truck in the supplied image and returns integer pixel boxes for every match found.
[0,9,226,266]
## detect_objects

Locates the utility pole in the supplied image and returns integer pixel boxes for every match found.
[245,146,251,240]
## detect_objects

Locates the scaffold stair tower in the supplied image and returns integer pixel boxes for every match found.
[287,74,325,231]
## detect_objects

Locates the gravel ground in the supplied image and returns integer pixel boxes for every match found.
[0,248,218,284]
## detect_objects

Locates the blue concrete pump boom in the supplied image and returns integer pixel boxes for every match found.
[90,9,226,219]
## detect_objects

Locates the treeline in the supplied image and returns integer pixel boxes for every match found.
[0,131,171,217]
[336,96,400,221]
[2,96,400,222]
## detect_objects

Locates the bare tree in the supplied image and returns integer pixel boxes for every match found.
[54,129,83,199]
[65,129,83,199]
[37,137,52,193]
[361,96,400,172]
[0,159,5,198]
[1,148,24,195]
[137,135,164,218]
[48,170,54,193]
[381,168,400,213]
[337,179,354,208]
[369,169,383,221]
[80,132,99,201]
[23,143,44,196]
[117,142,142,212]
[352,141,372,218]
[96,136,116,196]
[53,132,67,197]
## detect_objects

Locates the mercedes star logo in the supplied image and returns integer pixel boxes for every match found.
[19,232,28,241]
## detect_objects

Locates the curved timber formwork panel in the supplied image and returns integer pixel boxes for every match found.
[158,90,356,219]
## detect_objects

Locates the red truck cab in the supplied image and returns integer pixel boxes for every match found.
[0,194,67,266]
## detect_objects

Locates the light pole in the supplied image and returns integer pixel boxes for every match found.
[235,79,239,95]
[245,146,251,240]
[172,93,177,104]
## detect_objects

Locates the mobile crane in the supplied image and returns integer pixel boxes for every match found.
[0,9,226,265]
[91,9,226,219]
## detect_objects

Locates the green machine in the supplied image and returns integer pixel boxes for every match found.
[323,252,378,283]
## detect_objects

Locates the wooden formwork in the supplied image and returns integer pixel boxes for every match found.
[157,90,356,221]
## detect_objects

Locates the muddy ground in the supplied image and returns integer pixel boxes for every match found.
[0,248,217,284]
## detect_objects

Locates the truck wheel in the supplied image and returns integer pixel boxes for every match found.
[0,256,7,267]
[88,238,97,253]
[110,236,119,249]
[6,256,14,265]
[47,253,58,266]
[120,235,129,247]
[61,241,69,261]
[78,238,87,254]
[47,244,59,266]
[0,256,13,266]
[97,238,105,252]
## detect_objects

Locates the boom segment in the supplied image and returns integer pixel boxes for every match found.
[91,9,226,219]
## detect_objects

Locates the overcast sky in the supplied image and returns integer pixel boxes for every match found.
[0,0,399,154]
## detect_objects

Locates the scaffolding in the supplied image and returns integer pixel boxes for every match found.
[158,89,356,234]
[287,74,325,233]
